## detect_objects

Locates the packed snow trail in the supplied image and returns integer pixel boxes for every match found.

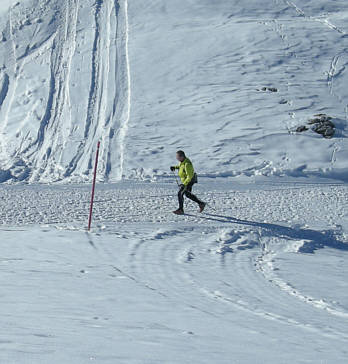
[0,180,347,363]
[0,179,346,227]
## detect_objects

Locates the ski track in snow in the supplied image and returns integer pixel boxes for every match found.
[257,236,348,321]
[71,181,348,344]
[260,0,348,174]
[0,6,18,161]
[0,182,347,323]
[285,0,346,35]
[122,228,348,341]
[328,55,339,96]
[117,0,131,180]
[0,181,347,362]
[0,0,131,182]
[0,1,347,361]
[0,0,347,182]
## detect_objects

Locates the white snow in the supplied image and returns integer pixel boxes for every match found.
[0,0,347,182]
[0,0,347,363]
[0,1,18,15]
[0,179,348,363]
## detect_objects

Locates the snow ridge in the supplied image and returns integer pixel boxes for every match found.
[116,0,131,180]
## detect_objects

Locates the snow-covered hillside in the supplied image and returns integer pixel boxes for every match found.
[0,0,347,183]
[0,0,130,182]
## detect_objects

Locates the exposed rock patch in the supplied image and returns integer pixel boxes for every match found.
[295,114,335,139]
[257,86,278,92]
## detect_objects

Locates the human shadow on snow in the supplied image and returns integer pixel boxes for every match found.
[200,213,348,254]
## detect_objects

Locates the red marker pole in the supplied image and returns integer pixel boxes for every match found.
[88,141,100,231]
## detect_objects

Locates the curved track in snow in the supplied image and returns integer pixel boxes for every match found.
[0,181,347,362]
[110,227,348,342]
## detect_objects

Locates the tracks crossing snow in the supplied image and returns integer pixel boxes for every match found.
[0,181,348,362]
[0,0,131,182]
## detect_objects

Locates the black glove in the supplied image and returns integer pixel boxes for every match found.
[170,166,176,172]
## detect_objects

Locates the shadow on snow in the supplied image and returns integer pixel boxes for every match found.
[200,213,348,254]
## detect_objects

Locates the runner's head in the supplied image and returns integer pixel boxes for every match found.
[176,150,186,162]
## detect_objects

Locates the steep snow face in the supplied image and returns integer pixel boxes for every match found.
[0,0,347,183]
[0,0,130,182]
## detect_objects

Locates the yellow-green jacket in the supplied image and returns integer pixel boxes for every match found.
[174,158,195,186]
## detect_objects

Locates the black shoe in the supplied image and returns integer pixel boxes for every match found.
[198,202,206,213]
[173,209,184,215]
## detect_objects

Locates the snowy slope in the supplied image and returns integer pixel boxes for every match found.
[126,0,348,181]
[0,0,347,182]
[0,0,130,182]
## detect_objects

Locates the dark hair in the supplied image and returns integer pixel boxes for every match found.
[176,150,185,158]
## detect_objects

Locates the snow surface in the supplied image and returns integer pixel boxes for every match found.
[0,179,348,363]
[0,0,347,363]
[0,1,18,15]
[0,0,347,182]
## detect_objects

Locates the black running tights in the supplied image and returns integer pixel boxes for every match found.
[178,183,201,210]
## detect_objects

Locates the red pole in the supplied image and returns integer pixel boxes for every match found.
[88,141,100,231]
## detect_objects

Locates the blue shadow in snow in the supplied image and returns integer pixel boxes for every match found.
[202,213,348,254]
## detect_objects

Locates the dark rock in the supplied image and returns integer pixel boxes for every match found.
[311,122,335,139]
[259,87,278,92]
[306,114,335,138]
[267,87,278,92]
[324,128,335,138]
[293,113,336,139]
[296,125,308,133]
[308,114,335,138]
[308,114,333,125]
[314,113,332,119]
[324,120,335,128]
[308,118,334,127]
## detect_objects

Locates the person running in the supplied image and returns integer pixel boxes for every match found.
[170,150,206,215]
